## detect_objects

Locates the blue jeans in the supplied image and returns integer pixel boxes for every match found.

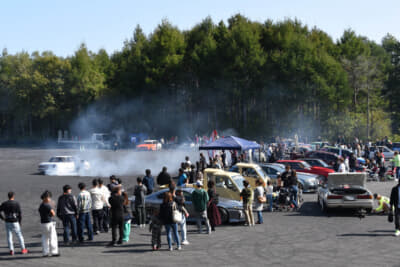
[5,222,25,251]
[396,167,400,179]
[290,185,299,208]
[165,223,180,248]
[78,212,93,241]
[62,214,77,242]
[256,211,263,224]
[267,194,273,211]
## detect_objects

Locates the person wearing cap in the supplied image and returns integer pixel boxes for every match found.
[56,185,78,244]
[191,180,211,234]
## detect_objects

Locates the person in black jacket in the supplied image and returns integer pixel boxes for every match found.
[0,192,28,255]
[56,185,78,244]
[157,167,172,186]
[159,192,181,251]
[108,187,124,246]
[390,180,400,236]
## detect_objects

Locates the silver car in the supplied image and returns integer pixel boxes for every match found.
[129,187,245,224]
[317,173,373,213]
[260,163,320,193]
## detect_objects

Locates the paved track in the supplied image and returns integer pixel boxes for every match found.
[0,148,398,267]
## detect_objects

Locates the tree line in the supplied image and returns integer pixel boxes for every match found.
[1,14,400,142]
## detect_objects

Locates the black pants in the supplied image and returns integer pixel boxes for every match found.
[395,208,400,230]
[135,206,146,225]
[92,209,104,233]
[111,218,124,243]
[102,207,110,232]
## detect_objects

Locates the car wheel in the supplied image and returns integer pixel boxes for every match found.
[218,207,229,224]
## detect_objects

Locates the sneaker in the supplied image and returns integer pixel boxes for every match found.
[21,249,28,254]
[9,250,14,256]
[181,240,190,245]
[152,245,157,251]
[394,230,400,237]
[52,254,61,257]
[177,246,182,250]
[169,247,173,251]
[117,240,123,245]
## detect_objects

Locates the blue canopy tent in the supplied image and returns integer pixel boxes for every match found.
[199,136,260,151]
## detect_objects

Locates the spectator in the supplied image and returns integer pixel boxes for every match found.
[89,179,106,235]
[122,192,132,242]
[175,189,189,245]
[98,178,111,233]
[192,181,211,234]
[254,178,265,224]
[240,180,254,226]
[77,183,93,242]
[39,190,59,257]
[188,165,196,184]
[56,185,78,244]
[221,150,227,168]
[0,192,28,255]
[157,167,172,186]
[185,156,191,166]
[199,153,207,171]
[149,209,162,251]
[266,181,274,212]
[159,192,181,251]
[134,177,147,228]
[338,158,346,173]
[177,168,188,186]
[108,187,124,246]
[143,169,154,195]
[391,151,400,179]
[107,175,119,192]
[207,181,221,231]
[288,170,299,210]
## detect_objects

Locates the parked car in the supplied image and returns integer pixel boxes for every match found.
[228,163,270,188]
[259,163,320,192]
[38,156,90,175]
[304,151,340,166]
[301,158,333,169]
[391,142,400,152]
[369,146,394,160]
[129,187,245,224]
[317,173,373,213]
[320,146,353,158]
[276,160,334,178]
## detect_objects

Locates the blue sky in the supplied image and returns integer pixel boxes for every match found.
[1,0,399,57]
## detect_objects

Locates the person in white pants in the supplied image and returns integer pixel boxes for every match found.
[38,190,59,257]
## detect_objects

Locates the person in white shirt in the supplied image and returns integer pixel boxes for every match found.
[98,179,111,233]
[266,181,274,212]
[338,158,347,173]
[89,179,108,234]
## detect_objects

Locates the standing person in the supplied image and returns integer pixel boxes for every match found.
[288,170,299,210]
[338,158,346,173]
[266,181,274,212]
[199,153,207,171]
[240,180,254,227]
[108,187,124,246]
[39,190,59,257]
[0,192,28,255]
[107,175,119,192]
[134,177,147,228]
[391,151,400,179]
[207,181,221,231]
[143,169,154,195]
[122,192,132,243]
[56,185,78,245]
[188,165,196,184]
[390,180,400,236]
[157,167,172,186]
[98,179,111,233]
[76,183,93,242]
[89,179,106,235]
[177,169,188,186]
[149,209,162,250]
[175,189,189,245]
[254,178,266,224]
[159,192,181,251]
[192,181,211,234]
[221,150,227,168]
[185,156,191,166]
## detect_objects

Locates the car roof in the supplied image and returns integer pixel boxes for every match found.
[277,160,304,163]
[236,163,259,168]
[310,150,337,155]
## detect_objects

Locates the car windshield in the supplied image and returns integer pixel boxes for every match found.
[232,175,245,191]
[255,166,267,179]
[318,160,329,167]
[300,161,312,168]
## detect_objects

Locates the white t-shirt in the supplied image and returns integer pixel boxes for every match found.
[338,163,346,173]
[266,185,274,195]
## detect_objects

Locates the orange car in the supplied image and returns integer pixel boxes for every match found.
[136,140,162,151]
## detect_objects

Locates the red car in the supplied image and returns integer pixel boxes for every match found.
[277,160,334,178]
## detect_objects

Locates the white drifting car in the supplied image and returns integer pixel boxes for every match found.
[38,156,90,176]
[317,173,373,213]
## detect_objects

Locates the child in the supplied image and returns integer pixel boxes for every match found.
[149,209,162,250]
[266,181,274,212]
[240,180,254,226]
[38,190,59,257]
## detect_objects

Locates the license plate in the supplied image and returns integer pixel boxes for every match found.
[344,196,355,201]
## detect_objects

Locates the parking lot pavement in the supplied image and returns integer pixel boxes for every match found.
[0,148,399,267]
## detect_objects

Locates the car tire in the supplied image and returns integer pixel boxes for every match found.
[218,207,229,224]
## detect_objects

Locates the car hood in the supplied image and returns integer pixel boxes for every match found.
[311,166,333,173]
[327,173,366,187]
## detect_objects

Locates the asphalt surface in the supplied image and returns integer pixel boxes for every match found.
[0,148,399,267]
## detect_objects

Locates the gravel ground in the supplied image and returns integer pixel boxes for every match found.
[0,148,398,267]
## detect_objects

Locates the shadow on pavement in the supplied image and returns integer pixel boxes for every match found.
[338,233,393,237]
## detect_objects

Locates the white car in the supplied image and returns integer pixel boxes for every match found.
[317,173,373,213]
[369,146,394,160]
[38,156,90,175]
